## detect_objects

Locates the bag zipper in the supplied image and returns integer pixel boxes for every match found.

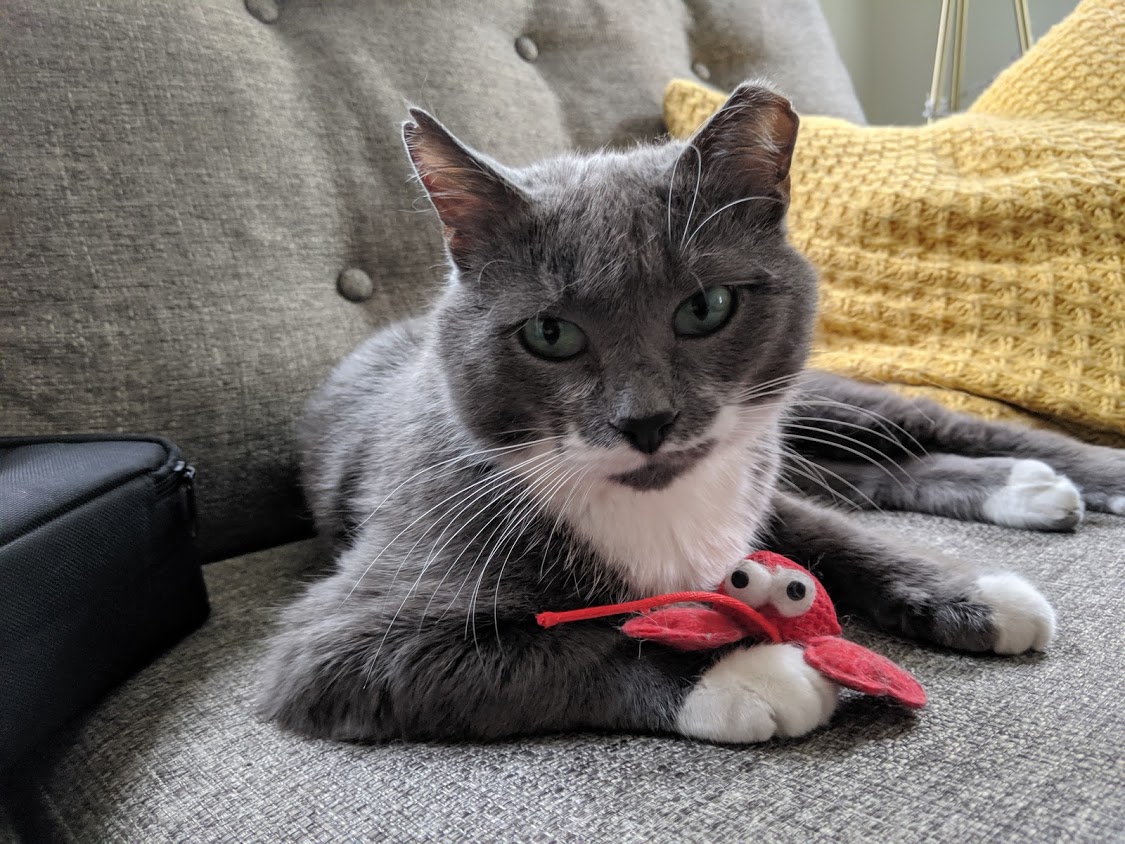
[157,460,198,538]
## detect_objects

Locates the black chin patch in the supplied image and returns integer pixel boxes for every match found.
[610,440,716,491]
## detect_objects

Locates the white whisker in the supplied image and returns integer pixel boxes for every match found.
[685,195,781,245]
[341,446,560,606]
[350,434,564,535]
[795,393,931,457]
[361,450,566,680]
[466,457,568,658]
[784,413,920,460]
[679,143,703,249]
[490,459,586,646]
[782,450,877,511]
[781,426,908,491]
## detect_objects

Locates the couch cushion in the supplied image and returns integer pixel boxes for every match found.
[0,0,862,560]
[18,513,1125,841]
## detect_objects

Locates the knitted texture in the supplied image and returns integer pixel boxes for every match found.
[664,0,1124,445]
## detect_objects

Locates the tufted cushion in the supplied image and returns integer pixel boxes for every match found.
[0,0,863,560]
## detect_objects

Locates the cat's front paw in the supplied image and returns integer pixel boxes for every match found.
[675,643,838,743]
[1055,443,1125,515]
[975,572,1056,654]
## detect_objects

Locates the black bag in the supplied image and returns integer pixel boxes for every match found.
[0,435,209,771]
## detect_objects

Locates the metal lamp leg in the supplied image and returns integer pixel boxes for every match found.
[926,0,1035,123]
[1014,0,1034,53]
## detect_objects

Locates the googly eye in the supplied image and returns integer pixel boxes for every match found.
[724,563,771,607]
[769,570,815,617]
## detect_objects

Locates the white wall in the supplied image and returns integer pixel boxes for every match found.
[819,0,1080,125]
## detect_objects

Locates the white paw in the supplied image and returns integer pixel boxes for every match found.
[982,460,1084,530]
[675,643,839,743]
[1082,491,1125,515]
[975,572,1056,654]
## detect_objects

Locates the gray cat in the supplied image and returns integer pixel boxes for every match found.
[259,83,1124,744]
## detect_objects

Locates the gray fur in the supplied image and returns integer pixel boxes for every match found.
[259,84,1124,742]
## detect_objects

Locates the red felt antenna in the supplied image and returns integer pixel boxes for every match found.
[536,590,782,643]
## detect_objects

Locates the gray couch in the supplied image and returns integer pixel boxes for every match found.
[2,1,1122,840]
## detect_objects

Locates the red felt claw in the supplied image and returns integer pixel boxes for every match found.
[622,607,749,651]
[803,636,927,709]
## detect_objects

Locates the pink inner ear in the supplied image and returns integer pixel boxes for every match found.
[622,607,749,651]
[402,109,526,262]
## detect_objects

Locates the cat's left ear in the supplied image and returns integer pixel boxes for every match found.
[675,82,799,224]
[403,108,528,267]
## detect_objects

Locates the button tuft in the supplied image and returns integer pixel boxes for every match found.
[245,0,279,24]
[337,268,374,303]
[692,61,711,81]
[515,35,539,63]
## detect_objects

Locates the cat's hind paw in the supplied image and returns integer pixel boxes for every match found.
[982,460,1084,531]
[1083,492,1125,515]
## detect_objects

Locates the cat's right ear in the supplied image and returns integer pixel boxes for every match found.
[674,82,799,227]
[403,109,528,267]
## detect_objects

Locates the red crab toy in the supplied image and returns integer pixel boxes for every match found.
[537,550,926,709]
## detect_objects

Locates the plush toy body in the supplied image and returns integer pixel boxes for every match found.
[537,551,926,709]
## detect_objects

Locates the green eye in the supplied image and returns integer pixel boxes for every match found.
[519,316,588,360]
[674,286,735,336]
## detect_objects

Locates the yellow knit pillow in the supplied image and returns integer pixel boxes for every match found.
[665,0,1124,446]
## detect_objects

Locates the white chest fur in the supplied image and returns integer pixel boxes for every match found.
[543,407,781,596]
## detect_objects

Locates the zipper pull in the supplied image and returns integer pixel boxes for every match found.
[173,460,198,538]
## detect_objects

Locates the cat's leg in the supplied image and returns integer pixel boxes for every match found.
[784,453,1085,531]
[790,370,1125,517]
[764,492,1056,655]
[257,545,838,744]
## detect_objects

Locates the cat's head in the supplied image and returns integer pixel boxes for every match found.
[403,83,816,490]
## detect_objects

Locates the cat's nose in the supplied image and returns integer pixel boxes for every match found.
[614,411,678,455]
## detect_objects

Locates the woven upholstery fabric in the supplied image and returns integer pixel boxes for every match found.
[20,515,1125,842]
[0,0,861,560]
[665,0,1125,446]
